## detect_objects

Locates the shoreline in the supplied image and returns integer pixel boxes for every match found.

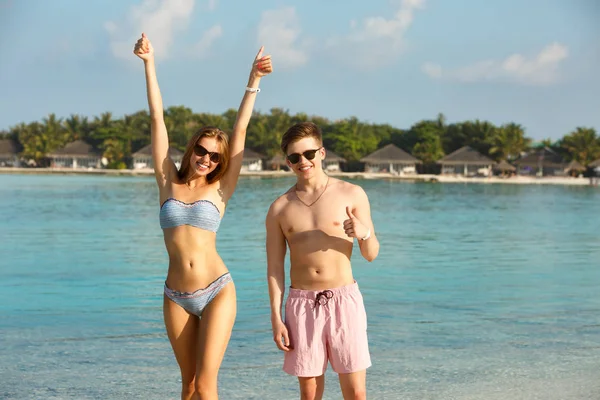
[0,167,598,187]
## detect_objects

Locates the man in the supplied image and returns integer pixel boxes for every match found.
[266,122,380,400]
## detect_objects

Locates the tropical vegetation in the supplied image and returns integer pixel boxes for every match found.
[1,108,599,170]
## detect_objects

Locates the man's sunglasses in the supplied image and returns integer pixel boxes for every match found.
[193,144,221,163]
[286,148,322,164]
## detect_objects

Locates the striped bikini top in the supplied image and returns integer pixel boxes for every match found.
[159,198,221,232]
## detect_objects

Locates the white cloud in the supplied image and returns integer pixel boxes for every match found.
[105,0,195,61]
[192,24,222,58]
[327,0,425,69]
[421,62,442,78]
[257,7,308,70]
[207,0,217,11]
[422,42,569,86]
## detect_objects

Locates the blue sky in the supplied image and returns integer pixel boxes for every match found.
[0,0,598,140]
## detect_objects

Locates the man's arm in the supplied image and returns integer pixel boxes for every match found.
[345,186,379,262]
[265,202,291,351]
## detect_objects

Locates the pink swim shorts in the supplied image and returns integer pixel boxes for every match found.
[283,281,371,377]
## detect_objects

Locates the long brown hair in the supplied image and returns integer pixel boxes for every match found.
[178,127,230,184]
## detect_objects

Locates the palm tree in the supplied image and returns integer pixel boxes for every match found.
[194,113,227,130]
[409,120,444,163]
[538,138,555,148]
[559,127,600,165]
[41,113,68,150]
[435,112,446,131]
[18,122,56,165]
[464,119,495,155]
[247,117,278,157]
[164,106,195,149]
[128,110,151,152]
[489,123,531,161]
[443,118,496,156]
[89,112,114,148]
[63,114,91,142]
[327,117,380,162]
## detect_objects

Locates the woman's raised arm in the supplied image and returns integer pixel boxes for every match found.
[134,33,176,188]
[220,46,273,200]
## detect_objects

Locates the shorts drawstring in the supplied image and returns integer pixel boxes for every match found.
[313,290,334,309]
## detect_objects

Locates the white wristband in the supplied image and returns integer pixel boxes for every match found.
[360,229,371,241]
[245,87,260,93]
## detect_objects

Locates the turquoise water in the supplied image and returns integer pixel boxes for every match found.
[1,174,599,400]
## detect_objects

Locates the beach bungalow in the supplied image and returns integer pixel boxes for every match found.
[590,158,600,176]
[493,160,516,177]
[437,146,495,176]
[565,160,586,177]
[131,144,184,170]
[360,144,421,174]
[268,153,287,171]
[242,148,264,171]
[48,140,102,169]
[0,139,20,167]
[323,149,346,172]
[514,147,567,176]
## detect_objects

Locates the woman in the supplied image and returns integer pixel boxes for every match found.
[133,33,272,399]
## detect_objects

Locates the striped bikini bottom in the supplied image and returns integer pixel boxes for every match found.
[164,273,232,317]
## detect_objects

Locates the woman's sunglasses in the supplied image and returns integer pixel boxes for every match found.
[286,148,322,164]
[193,144,221,163]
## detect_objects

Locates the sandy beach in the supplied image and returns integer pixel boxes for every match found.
[1,167,598,187]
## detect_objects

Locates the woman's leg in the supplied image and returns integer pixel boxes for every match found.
[195,281,237,400]
[164,294,199,400]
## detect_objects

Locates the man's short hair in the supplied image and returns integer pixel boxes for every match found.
[280,122,323,153]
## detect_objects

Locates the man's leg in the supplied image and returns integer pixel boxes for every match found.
[338,370,366,400]
[298,375,325,400]
[284,291,327,396]
[328,284,371,400]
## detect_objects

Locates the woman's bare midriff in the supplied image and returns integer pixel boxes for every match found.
[163,226,228,292]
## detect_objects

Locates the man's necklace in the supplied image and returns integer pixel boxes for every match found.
[294,176,330,207]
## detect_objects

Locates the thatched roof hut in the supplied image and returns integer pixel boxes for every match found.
[514,147,565,168]
[324,149,346,163]
[243,148,264,161]
[437,146,495,165]
[268,152,287,170]
[0,139,20,167]
[0,139,18,156]
[437,146,495,176]
[241,148,264,171]
[360,144,421,174]
[493,160,516,172]
[565,160,585,172]
[269,153,285,165]
[48,140,102,169]
[360,144,421,165]
[132,144,183,159]
[513,147,567,176]
[49,140,100,157]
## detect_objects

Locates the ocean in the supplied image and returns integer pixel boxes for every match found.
[1,174,599,399]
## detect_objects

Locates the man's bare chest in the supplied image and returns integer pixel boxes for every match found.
[280,203,347,243]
